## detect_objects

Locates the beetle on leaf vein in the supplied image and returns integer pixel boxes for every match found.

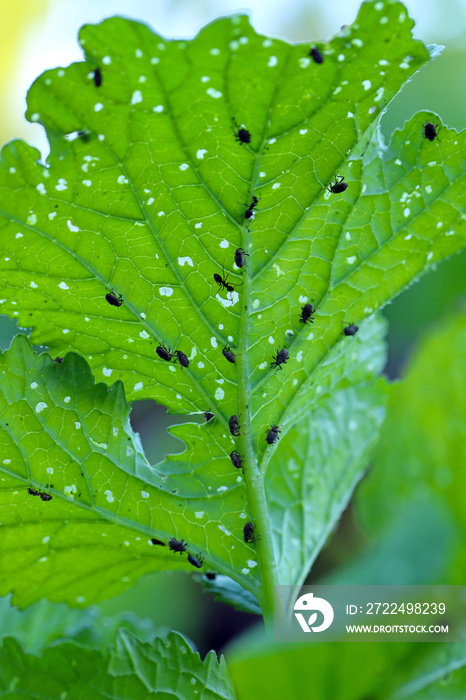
[169,538,188,554]
[156,343,173,362]
[105,291,124,307]
[327,175,348,194]
[188,552,204,569]
[243,521,260,543]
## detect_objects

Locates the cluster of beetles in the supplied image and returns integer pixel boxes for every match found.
[27,45,440,574]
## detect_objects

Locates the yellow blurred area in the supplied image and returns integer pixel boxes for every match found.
[0,0,50,142]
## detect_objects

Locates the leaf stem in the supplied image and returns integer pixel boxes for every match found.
[236,239,278,631]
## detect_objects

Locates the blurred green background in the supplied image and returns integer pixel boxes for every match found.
[0,0,465,660]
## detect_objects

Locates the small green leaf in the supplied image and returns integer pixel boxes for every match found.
[199,574,262,615]
[0,630,236,699]
[0,595,157,654]
[108,629,235,699]
[393,643,466,699]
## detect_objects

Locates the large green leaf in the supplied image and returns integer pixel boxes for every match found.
[0,2,465,617]
[227,629,466,700]
[0,5,463,442]
[0,335,258,607]
[0,630,236,699]
[227,633,416,700]
[322,499,456,586]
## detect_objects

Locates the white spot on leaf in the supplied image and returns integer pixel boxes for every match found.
[131,90,143,105]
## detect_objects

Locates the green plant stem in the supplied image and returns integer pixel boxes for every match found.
[236,241,280,633]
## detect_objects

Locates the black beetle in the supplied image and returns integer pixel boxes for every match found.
[243,521,260,543]
[105,292,124,307]
[222,345,237,364]
[229,414,243,437]
[266,425,281,445]
[156,344,173,361]
[235,127,251,144]
[188,552,204,568]
[299,303,315,325]
[327,175,348,194]
[168,538,187,554]
[54,357,63,364]
[230,450,244,470]
[270,348,289,371]
[344,324,359,336]
[309,47,324,64]
[423,121,439,142]
[174,350,189,367]
[235,247,249,268]
[93,67,102,87]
